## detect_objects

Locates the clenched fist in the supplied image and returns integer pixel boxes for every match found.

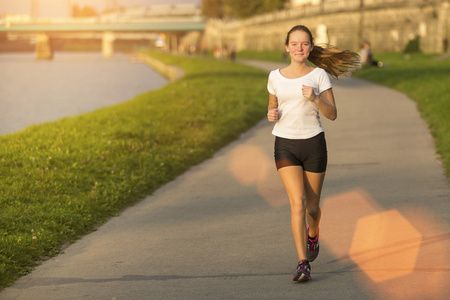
[302,85,316,102]
[267,108,279,122]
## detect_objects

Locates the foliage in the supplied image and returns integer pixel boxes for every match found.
[202,0,288,19]
[72,4,98,18]
[225,0,287,18]
[0,53,268,289]
[202,0,225,19]
[404,36,421,53]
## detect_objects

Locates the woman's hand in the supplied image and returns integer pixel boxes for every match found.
[302,85,316,102]
[267,108,279,122]
[303,86,337,121]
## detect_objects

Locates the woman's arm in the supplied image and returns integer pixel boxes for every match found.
[302,86,337,121]
[267,93,279,122]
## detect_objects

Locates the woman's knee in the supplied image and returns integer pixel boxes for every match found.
[290,196,307,216]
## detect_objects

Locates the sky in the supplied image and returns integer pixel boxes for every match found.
[0,0,201,18]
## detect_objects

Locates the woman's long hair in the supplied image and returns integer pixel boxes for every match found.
[285,25,360,79]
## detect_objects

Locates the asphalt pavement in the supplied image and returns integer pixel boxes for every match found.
[1,60,449,300]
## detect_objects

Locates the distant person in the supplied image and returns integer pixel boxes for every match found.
[266,25,360,282]
[222,44,229,59]
[230,44,236,61]
[214,46,221,59]
[360,41,382,67]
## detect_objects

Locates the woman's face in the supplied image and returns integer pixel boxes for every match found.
[285,30,313,62]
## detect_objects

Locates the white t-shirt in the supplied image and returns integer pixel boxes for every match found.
[267,67,332,139]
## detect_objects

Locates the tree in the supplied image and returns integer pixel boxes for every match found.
[72,4,80,17]
[202,0,225,19]
[202,0,287,19]
[72,4,98,18]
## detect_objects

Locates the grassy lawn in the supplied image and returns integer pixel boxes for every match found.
[237,50,450,178]
[238,49,288,63]
[0,52,269,289]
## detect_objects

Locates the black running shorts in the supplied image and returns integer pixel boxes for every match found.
[274,132,328,173]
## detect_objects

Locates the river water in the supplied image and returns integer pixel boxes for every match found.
[0,52,169,135]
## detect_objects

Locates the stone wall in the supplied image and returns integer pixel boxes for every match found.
[201,0,450,54]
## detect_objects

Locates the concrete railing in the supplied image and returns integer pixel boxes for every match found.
[138,53,184,82]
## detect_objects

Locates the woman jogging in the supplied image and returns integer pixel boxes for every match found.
[267,25,360,282]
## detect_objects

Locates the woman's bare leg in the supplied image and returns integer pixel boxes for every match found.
[278,166,307,261]
[304,171,326,238]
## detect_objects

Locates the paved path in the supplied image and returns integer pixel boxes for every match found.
[1,60,449,300]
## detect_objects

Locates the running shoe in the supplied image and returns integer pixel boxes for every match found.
[306,226,319,262]
[293,259,311,282]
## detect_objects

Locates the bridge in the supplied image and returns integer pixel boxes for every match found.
[0,17,206,59]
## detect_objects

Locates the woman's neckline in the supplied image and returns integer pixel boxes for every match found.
[277,67,317,80]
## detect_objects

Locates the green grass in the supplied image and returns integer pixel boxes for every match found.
[0,52,269,289]
[237,50,450,178]
[238,49,289,63]
[352,52,450,178]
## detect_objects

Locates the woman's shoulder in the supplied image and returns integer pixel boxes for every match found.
[311,67,331,80]
[268,69,283,81]
[312,68,333,89]
[312,67,327,75]
[269,68,281,76]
